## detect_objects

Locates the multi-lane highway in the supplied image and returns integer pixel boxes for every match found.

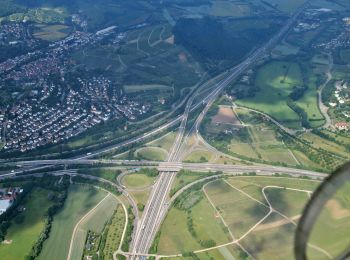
[128,2,311,257]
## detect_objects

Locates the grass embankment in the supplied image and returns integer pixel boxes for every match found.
[135,147,168,161]
[123,173,155,189]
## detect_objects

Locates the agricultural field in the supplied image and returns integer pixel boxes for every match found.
[38,185,107,260]
[0,188,54,260]
[69,194,120,260]
[72,23,202,90]
[157,176,341,259]
[203,107,300,166]
[203,106,346,171]
[33,24,71,41]
[300,132,350,159]
[71,46,124,72]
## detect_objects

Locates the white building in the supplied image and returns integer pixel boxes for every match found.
[0,200,12,215]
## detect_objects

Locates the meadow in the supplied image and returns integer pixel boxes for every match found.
[236,61,303,128]
[157,176,337,259]
[308,182,350,257]
[38,185,107,260]
[157,191,230,255]
[236,59,325,129]
[0,188,53,260]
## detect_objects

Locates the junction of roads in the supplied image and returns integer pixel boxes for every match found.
[0,2,329,259]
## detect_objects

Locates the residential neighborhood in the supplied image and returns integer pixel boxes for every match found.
[0,24,152,153]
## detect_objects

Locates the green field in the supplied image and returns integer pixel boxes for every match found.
[0,188,53,260]
[130,190,151,209]
[69,194,119,260]
[123,173,155,189]
[3,7,68,24]
[235,60,325,129]
[300,132,350,159]
[157,192,230,254]
[272,42,299,57]
[170,170,211,197]
[184,149,215,163]
[101,206,126,258]
[263,0,307,13]
[157,176,331,257]
[211,1,251,17]
[308,182,350,257]
[33,24,70,41]
[72,46,124,72]
[265,188,310,217]
[166,244,247,260]
[340,49,350,63]
[124,84,173,94]
[204,107,300,166]
[147,132,177,152]
[78,168,121,182]
[236,61,303,128]
[38,185,107,260]
[204,180,269,237]
[135,147,168,161]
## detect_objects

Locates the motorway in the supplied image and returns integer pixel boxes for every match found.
[128,2,312,257]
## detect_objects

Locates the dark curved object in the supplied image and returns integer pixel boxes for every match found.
[295,162,350,260]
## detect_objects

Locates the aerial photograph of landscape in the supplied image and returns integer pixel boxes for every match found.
[0,0,349,259]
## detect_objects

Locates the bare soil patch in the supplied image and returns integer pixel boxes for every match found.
[255,215,301,231]
[326,199,350,220]
[179,52,187,63]
[165,35,174,44]
[212,106,241,125]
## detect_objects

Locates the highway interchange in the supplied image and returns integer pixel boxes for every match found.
[0,1,327,259]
